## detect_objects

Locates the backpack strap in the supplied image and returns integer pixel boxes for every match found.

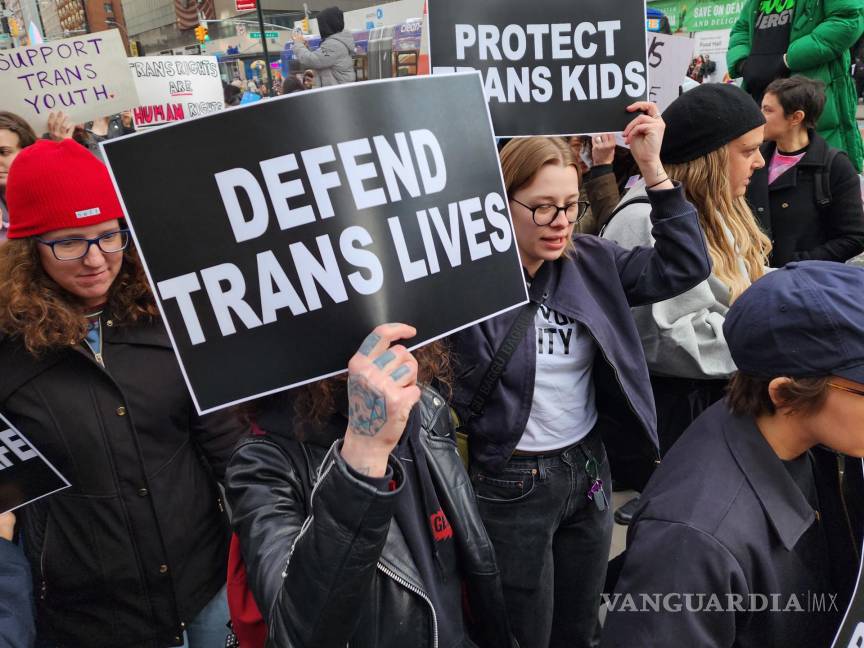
[814,148,841,208]
[464,300,541,425]
[599,195,651,237]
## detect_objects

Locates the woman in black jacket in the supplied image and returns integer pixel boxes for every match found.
[747,76,864,266]
[0,139,244,646]
[226,324,516,648]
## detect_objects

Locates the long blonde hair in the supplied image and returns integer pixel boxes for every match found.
[665,147,770,300]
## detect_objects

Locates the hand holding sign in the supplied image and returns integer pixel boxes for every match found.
[624,102,672,190]
[341,324,422,478]
[591,133,616,166]
[46,111,75,141]
[0,512,14,541]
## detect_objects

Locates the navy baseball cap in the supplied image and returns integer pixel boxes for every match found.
[724,261,864,383]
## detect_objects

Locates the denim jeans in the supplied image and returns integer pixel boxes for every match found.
[182,585,229,647]
[471,428,613,648]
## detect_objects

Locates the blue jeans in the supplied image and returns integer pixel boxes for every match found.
[471,428,613,648]
[182,585,229,647]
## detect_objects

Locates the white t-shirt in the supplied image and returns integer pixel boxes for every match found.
[517,305,598,452]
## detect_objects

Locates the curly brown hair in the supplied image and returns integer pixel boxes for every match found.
[292,340,454,425]
[0,237,160,354]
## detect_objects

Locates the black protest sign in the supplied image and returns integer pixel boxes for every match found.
[833,459,864,648]
[0,412,70,514]
[103,73,527,414]
[428,0,648,137]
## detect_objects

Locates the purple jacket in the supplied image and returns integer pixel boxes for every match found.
[449,183,711,476]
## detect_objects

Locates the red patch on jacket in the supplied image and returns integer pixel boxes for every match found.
[429,509,453,541]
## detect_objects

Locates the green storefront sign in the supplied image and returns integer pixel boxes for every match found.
[649,0,745,31]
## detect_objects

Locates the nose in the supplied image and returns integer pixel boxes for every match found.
[754,148,766,170]
[82,242,107,267]
[550,208,570,229]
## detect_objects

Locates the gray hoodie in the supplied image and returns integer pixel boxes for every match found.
[294,31,356,87]
[601,184,752,379]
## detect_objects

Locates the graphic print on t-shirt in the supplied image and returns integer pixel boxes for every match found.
[755,0,795,31]
[536,305,580,355]
[517,305,598,452]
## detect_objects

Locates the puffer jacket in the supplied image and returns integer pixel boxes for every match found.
[728,0,864,170]
[293,31,356,86]
[0,317,244,647]
[225,387,517,648]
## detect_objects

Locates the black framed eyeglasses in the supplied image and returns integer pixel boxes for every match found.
[510,197,590,226]
[37,229,130,261]
[828,382,864,398]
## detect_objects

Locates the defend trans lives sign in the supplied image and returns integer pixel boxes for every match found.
[0,29,139,133]
[102,73,528,414]
[0,412,70,515]
[129,56,224,128]
[427,0,649,137]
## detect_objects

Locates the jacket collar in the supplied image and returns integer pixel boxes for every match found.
[723,412,816,551]
[761,129,829,191]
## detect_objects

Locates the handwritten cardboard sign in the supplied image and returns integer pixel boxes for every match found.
[129,56,224,128]
[0,29,139,134]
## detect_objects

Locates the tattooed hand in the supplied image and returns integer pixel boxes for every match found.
[341,323,421,477]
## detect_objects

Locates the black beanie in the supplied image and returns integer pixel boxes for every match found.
[660,83,766,165]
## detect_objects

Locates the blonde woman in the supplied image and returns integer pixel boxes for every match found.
[449,102,712,648]
[602,83,771,457]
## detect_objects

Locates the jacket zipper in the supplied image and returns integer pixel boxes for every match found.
[376,562,438,648]
[835,454,860,563]
[587,329,661,464]
[39,516,51,601]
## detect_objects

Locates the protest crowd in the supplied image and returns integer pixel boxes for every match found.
[0,2,864,648]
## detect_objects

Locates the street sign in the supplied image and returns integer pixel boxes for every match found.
[249,31,278,39]
[236,0,256,10]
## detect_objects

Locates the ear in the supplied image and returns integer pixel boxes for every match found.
[767,377,793,411]
[789,110,806,128]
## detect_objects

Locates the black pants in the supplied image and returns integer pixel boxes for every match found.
[471,428,612,648]
[651,376,728,456]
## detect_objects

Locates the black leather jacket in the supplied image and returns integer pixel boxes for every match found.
[225,387,517,648]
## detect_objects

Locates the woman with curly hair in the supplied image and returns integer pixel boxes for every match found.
[224,325,517,648]
[0,139,244,647]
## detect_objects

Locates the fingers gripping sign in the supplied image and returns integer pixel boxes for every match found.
[342,324,421,477]
[623,101,673,191]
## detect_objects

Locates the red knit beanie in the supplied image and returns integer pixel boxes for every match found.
[5,139,124,239]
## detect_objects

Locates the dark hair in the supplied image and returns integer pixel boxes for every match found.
[223,81,242,107]
[281,76,305,95]
[317,6,345,39]
[726,372,831,418]
[0,111,38,149]
[764,77,826,129]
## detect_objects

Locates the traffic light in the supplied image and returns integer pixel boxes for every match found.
[194,24,208,44]
[8,17,19,38]
[301,17,309,33]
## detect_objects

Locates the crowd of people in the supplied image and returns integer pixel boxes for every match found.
[0,4,863,648]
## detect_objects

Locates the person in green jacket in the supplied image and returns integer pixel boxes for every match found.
[728,0,864,171]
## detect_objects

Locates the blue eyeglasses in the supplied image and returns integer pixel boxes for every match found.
[37,229,130,261]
